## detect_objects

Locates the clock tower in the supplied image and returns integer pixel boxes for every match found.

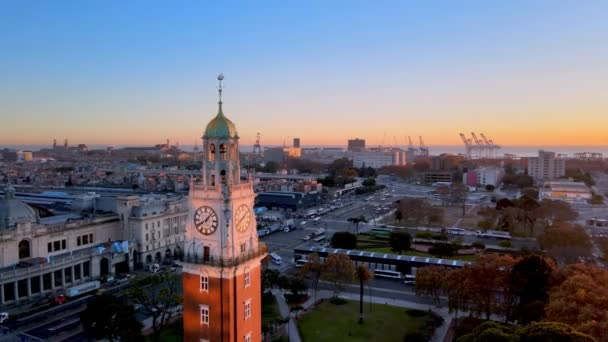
[182,74,266,342]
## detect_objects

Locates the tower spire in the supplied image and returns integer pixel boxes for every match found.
[217,73,224,114]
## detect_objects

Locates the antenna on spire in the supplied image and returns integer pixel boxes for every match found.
[217,73,224,102]
[216,73,225,114]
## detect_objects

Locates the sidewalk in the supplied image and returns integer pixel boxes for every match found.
[272,290,301,342]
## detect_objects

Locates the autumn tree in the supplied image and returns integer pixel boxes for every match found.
[415,265,447,306]
[545,263,608,341]
[355,265,373,324]
[537,222,592,264]
[467,254,515,320]
[443,267,473,320]
[457,321,595,342]
[516,322,596,342]
[321,254,354,297]
[388,230,412,254]
[300,253,323,304]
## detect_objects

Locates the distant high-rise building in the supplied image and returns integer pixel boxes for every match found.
[293,138,300,148]
[527,150,565,180]
[348,138,366,152]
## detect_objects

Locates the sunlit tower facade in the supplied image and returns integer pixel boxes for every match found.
[181,74,267,341]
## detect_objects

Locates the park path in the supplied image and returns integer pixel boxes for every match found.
[279,289,452,342]
[272,290,302,342]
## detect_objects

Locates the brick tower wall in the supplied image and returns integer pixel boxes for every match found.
[182,262,262,342]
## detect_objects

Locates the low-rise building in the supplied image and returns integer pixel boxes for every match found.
[0,186,125,305]
[116,194,187,268]
[539,181,591,203]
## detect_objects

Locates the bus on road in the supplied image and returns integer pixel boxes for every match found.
[270,253,282,265]
[313,236,326,244]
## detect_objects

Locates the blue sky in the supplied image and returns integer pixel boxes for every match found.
[1,1,607,146]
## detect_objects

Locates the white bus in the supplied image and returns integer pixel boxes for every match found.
[270,253,282,265]
[447,228,466,235]
[373,269,402,279]
[313,236,326,243]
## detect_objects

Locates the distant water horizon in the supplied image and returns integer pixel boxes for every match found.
[3,144,608,158]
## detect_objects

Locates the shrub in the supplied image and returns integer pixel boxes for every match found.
[472,241,486,249]
[329,297,347,305]
[330,231,357,250]
[402,331,428,342]
[405,308,427,317]
[498,240,512,248]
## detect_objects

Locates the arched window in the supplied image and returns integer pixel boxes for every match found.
[18,240,30,259]
[230,143,236,160]
[209,144,216,161]
[220,170,227,184]
[220,144,227,160]
[210,174,215,186]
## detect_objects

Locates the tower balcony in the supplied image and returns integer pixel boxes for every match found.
[182,242,268,268]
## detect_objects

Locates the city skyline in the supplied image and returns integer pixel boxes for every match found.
[2,1,608,147]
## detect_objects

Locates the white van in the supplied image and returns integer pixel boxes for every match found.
[270,253,282,265]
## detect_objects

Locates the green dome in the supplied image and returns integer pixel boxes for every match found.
[204,105,238,139]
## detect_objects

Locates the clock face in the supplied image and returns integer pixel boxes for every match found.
[235,204,252,233]
[193,206,218,235]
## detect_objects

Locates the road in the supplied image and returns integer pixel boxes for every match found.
[261,180,536,270]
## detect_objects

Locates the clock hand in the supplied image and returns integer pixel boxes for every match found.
[238,214,246,227]
[203,214,213,224]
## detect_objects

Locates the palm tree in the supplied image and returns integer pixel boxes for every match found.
[355,265,373,324]
[348,215,368,235]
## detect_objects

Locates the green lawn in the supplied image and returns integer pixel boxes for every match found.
[298,300,435,342]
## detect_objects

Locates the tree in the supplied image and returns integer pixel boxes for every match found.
[443,267,473,320]
[457,321,595,342]
[322,254,354,297]
[262,268,281,294]
[467,254,516,320]
[362,177,376,187]
[81,294,144,342]
[347,215,367,235]
[428,243,456,257]
[300,253,323,304]
[537,222,591,263]
[415,266,447,306]
[330,231,357,250]
[450,183,469,216]
[394,209,403,223]
[388,230,412,254]
[127,272,182,342]
[355,265,373,324]
[509,255,556,323]
[545,264,608,341]
[516,322,596,342]
[288,276,309,297]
